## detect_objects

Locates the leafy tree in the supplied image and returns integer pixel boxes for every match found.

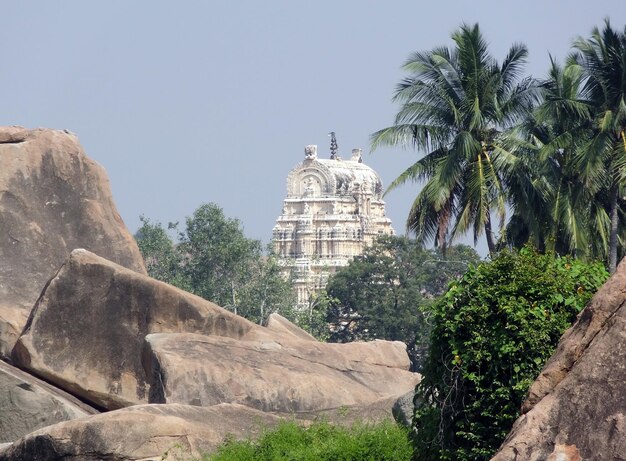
[235,246,298,324]
[135,203,296,324]
[135,216,187,288]
[371,23,536,254]
[413,248,608,460]
[290,290,333,341]
[177,203,263,315]
[323,236,480,369]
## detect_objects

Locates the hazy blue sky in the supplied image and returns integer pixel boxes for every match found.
[1,1,624,255]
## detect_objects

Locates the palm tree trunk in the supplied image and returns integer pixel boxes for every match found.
[485,213,496,256]
[609,185,619,274]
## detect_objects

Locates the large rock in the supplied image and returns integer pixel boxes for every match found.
[491,258,626,460]
[0,360,97,443]
[143,332,419,413]
[0,126,146,358]
[13,249,257,410]
[13,249,418,414]
[0,403,282,461]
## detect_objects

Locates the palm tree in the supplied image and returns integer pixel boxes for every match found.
[371,23,536,254]
[572,20,626,272]
[507,58,606,259]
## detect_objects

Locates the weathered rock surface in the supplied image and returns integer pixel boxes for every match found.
[0,360,97,443]
[144,332,420,413]
[0,126,146,358]
[13,248,418,414]
[392,390,415,428]
[491,258,626,460]
[13,249,257,410]
[0,403,282,461]
[265,312,317,341]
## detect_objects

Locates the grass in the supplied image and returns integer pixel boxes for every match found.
[203,419,412,461]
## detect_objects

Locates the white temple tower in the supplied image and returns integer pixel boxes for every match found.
[273,143,394,307]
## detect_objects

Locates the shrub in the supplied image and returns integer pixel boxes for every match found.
[413,248,609,460]
[205,420,412,461]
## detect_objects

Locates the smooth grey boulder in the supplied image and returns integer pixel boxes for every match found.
[0,126,146,358]
[0,403,282,461]
[143,332,420,413]
[0,360,97,443]
[392,390,415,428]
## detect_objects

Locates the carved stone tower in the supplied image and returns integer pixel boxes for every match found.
[273,144,394,307]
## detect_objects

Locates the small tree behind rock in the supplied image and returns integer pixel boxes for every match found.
[135,203,296,325]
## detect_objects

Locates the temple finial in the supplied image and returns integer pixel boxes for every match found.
[328,132,338,160]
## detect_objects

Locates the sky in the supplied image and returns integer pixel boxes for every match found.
[1,1,624,256]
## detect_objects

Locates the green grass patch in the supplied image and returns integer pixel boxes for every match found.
[203,420,412,461]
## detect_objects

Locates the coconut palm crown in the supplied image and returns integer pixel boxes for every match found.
[571,19,626,272]
[372,23,536,254]
[507,58,601,259]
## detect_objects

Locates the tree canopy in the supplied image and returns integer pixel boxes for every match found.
[135,203,296,324]
[323,235,481,369]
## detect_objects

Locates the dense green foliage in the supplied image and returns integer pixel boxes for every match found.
[135,216,187,287]
[323,236,481,369]
[412,248,609,460]
[135,203,296,325]
[509,20,626,271]
[205,420,412,461]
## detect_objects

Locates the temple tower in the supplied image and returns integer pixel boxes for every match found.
[273,143,394,307]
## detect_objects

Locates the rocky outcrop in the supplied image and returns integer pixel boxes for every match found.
[492,258,626,460]
[13,249,418,413]
[12,249,257,410]
[0,403,282,461]
[0,126,420,459]
[143,332,419,412]
[0,361,97,443]
[0,127,146,358]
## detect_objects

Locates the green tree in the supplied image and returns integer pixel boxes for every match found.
[135,216,187,288]
[371,23,536,254]
[506,58,604,258]
[413,248,608,460]
[324,236,480,369]
[235,246,298,324]
[177,203,263,315]
[290,290,333,341]
[135,203,296,324]
[505,21,626,270]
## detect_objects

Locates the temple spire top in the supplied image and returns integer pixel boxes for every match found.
[328,132,338,160]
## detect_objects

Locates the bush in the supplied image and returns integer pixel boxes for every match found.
[205,420,412,461]
[413,248,609,460]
